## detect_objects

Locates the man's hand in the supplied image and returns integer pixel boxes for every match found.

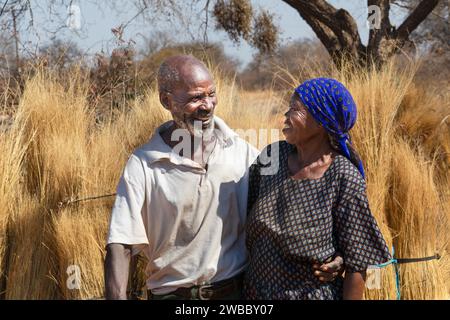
[313,254,344,282]
[104,243,132,300]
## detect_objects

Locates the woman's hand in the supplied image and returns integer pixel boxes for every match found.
[313,254,344,282]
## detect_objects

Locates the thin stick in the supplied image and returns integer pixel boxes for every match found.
[57,193,117,209]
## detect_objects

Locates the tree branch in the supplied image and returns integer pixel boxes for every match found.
[392,0,445,20]
[0,0,10,17]
[200,0,211,44]
[284,1,338,51]
[281,0,364,58]
[395,0,441,41]
[282,0,340,36]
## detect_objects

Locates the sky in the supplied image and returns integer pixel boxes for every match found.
[21,0,407,68]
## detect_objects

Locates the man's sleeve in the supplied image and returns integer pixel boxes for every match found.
[106,154,150,248]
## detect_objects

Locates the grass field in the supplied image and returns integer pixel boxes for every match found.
[0,59,449,299]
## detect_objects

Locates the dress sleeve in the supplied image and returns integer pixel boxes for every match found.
[333,170,391,273]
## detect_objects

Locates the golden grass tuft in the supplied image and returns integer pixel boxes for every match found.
[52,207,109,299]
[5,194,59,299]
[387,140,449,299]
[0,126,27,298]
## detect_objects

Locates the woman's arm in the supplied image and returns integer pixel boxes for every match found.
[343,270,367,300]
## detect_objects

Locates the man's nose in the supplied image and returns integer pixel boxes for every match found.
[199,97,214,112]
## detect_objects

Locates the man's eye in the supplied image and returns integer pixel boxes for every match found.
[209,91,216,97]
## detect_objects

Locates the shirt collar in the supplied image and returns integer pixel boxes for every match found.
[137,116,239,166]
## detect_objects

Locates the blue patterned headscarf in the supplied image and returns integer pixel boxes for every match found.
[294,78,365,179]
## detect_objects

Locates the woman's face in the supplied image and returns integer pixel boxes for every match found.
[283,93,323,145]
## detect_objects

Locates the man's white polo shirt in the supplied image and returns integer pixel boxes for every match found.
[107,116,259,294]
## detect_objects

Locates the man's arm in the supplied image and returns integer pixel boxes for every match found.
[313,254,344,282]
[105,243,132,300]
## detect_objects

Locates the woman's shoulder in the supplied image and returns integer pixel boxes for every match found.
[256,140,290,164]
[259,140,290,157]
[331,155,367,193]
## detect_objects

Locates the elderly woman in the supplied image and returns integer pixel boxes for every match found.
[244,78,391,300]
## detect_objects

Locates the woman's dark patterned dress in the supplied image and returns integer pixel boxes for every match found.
[244,141,391,300]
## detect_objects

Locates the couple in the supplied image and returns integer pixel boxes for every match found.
[104,55,390,300]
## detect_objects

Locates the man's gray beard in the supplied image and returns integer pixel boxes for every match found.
[171,117,216,162]
[174,117,215,139]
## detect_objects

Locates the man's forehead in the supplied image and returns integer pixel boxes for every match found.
[159,56,214,90]
[180,64,212,81]
[173,66,214,90]
[185,83,216,94]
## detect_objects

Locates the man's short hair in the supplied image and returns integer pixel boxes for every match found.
[157,55,208,93]
[157,61,181,93]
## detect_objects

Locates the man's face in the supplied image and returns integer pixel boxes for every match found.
[165,65,217,136]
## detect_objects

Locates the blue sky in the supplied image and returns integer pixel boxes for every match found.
[23,0,407,68]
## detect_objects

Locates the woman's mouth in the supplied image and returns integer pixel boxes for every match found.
[283,121,292,131]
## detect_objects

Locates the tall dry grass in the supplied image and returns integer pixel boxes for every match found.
[0,122,27,298]
[0,58,448,299]
[5,71,92,299]
[387,140,448,299]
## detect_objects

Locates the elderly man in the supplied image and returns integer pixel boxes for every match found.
[104,55,342,300]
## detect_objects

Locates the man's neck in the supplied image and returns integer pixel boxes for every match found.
[161,122,217,166]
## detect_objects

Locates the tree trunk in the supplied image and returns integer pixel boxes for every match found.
[281,0,441,69]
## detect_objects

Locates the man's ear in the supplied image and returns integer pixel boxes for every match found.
[159,91,171,110]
